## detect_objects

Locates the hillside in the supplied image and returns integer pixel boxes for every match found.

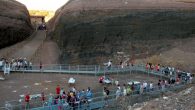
[48,0,195,65]
[0,0,33,49]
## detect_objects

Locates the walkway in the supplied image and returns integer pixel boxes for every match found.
[12,64,169,79]
[9,31,46,60]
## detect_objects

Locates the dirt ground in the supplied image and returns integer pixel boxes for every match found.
[0,72,160,107]
[33,40,60,65]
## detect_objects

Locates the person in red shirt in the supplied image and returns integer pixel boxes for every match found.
[99,76,104,83]
[56,85,60,95]
[25,93,30,109]
[41,92,45,104]
[156,64,160,71]
[146,63,149,70]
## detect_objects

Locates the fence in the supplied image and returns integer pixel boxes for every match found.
[1,63,178,110]
[9,64,170,79]
[3,83,187,110]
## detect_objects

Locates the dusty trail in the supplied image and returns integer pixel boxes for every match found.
[0,30,60,64]
[9,31,46,59]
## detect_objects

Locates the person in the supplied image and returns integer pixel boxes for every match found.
[158,80,161,89]
[189,75,193,84]
[107,60,112,70]
[139,84,143,94]
[40,61,42,70]
[143,81,148,92]
[25,93,30,110]
[69,92,76,110]
[161,80,165,91]
[122,84,127,96]
[149,82,153,91]
[103,87,109,106]
[60,88,64,96]
[56,85,61,96]
[146,63,149,70]
[120,60,123,68]
[41,92,45,105]
[72,87,76,93]
[99,76,104,83]
[86,89,93,102]
[57,97,63,110]
[61,91,67,103]
[116,87,121,100]
[156,64,160,71]
[29,62,32,70]
[131,82,135,92]
[115,80,119,86]
[48,93,53,107]
[126,85,132,95]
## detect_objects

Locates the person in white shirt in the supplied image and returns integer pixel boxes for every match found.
[107,60,112,70]
[143,82,148,92]
[149,82,153,91]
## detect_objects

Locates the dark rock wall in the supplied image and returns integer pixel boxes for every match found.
[50,10,195,64]
[0,0,33,49]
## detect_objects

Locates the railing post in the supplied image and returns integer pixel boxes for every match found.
[77,65,79,75]
[69,65,70,73]
[117,66,119,76]
[95,65,97,76]
[60,65,61,74]
[98,65,100,73]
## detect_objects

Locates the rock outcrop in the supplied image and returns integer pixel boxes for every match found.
[0,0,33,49]
[49,0,195,64]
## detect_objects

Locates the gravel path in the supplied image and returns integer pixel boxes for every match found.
[9,31,46,59]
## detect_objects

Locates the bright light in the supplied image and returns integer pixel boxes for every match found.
[16,0,69,11]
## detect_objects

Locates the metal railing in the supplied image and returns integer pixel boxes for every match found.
[9,64,168,78]
[3,83,187,110]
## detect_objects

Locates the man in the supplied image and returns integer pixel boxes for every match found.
[25,93,30,110]
[39,61,42,70]
[56,85,61,95]
[107,60,112,70]
[41,92,45,105]
[116,87,121,99]
[103,87,109,106]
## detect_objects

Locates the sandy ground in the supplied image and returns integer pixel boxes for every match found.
[0,31,45,60]
[32,40,60,65]
[0,30,60,65]
[0,72,160,107]
[9,31,45,59]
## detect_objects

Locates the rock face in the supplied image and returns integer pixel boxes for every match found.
[49,0,195,64]
[0,0,32,49]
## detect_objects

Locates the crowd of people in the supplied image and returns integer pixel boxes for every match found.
[145,63,160,71]
[114,72,193,100]
[24,85,93,110]
[0,57,32,71]
[20,70,193,110]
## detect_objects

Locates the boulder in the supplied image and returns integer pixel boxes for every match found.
[0,0,33,49]
[49,0,195,64]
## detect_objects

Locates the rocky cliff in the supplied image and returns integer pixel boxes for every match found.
[49,0,195,64]
[0,0,33,49]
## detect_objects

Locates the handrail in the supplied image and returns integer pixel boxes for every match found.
[3,83,187,110]
[8,64,169,80]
